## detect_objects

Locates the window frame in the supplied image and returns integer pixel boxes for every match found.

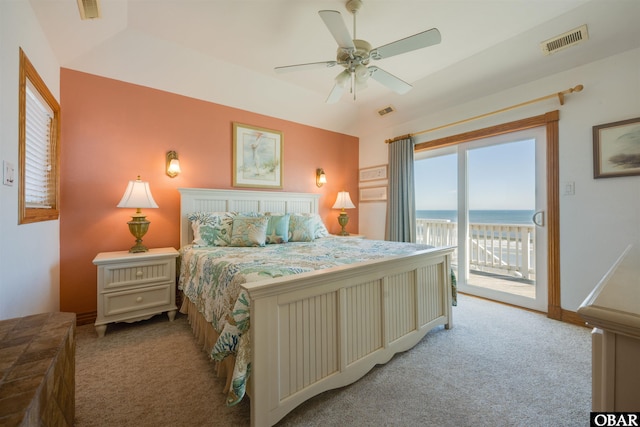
[18,48,60,224]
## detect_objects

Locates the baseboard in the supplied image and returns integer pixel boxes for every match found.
[76,311,96,326]
[561,309,589,328]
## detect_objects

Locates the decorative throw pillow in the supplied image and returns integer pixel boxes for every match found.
[293,213,330,238]
[265,214,290,244]
[310,214,330,238]
[288,214,316,242]
[230,216,269,247]
[188,212,237,247]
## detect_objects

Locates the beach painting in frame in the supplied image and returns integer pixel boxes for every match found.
[593,117,640,178]
[233,122,283,188]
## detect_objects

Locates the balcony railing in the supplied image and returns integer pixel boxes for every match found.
[416,218,535,280]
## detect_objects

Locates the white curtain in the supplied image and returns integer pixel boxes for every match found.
[386,137,416,242]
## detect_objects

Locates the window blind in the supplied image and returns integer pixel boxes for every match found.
[25,81,54,209]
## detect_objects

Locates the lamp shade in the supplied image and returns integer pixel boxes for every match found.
[117,177,159,209]
[332,191,355,210]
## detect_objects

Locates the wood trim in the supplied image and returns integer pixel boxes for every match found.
[414,112,559,152]
[545,113,562,320]
[561,309,589,328]
[416,110,562,321]
[18,48,61,224]
[76,310,97,326]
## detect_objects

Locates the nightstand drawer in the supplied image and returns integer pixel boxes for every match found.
[102,284,172,317]
[102,259,174,289]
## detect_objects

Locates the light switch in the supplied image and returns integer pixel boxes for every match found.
[3,161,15,186]
[563,181,575,196]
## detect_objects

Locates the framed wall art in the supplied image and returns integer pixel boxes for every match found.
[593,117,640,179]
[360,186,387,202]
[233,122,283,188]
[359,164,388,182]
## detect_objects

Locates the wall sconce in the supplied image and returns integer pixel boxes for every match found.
[166,151,181,178]
[316,168,327,187]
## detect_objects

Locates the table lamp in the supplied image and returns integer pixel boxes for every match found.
[332,191,356,236]
[117,176,159,252]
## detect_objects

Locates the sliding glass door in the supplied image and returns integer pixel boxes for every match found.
[415,127,548,312]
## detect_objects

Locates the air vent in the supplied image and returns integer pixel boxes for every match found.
[541,25,588,55]
[77,0,101,20]
[378,105,395,116]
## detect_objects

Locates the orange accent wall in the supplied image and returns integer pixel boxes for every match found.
[59,69,359,315]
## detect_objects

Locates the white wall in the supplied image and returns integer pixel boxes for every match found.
[0,0,61,320]
[359,48,640,312]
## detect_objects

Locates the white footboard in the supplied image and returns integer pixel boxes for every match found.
[244,246,454,427]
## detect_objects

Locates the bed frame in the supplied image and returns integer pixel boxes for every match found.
[179,188,454,427]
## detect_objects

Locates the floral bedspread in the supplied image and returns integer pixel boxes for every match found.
[178,237,434,406]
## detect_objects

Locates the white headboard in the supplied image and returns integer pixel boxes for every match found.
[178,188,320,248]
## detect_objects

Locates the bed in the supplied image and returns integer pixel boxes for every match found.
[177,188,454,427]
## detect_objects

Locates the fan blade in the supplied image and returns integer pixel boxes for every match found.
[319,10,355,50]
[274,61,337,73]
[326,83,345,104]
[368,66,412,94]
[326,70,350,103]
[371,28,441,60]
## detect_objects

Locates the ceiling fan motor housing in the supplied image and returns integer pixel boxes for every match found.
[337,39,372,68]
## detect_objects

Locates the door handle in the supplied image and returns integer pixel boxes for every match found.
[532,210,545,227]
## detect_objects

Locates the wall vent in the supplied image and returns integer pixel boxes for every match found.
[541,25,588,55]
[378,105,395,116]
[77,0,101,20]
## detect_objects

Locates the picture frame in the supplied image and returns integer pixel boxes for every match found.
[593,117,640,179]
[359,186,387,202]
[359,164,388,182]
[233,122,283,188]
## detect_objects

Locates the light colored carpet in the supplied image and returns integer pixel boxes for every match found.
[75,295,591,426]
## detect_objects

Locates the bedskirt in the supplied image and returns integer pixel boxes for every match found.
[180,295,237,396]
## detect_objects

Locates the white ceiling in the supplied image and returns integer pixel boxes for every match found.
[29,0,640,136]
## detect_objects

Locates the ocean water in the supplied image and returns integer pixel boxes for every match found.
[416,210,535,225]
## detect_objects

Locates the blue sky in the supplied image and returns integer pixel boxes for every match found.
[414,139,536,210]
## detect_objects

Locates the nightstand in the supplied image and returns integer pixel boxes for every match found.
[333,234,365,239]
[92,247,179,337]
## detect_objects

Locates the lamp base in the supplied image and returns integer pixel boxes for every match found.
[337,212,350,236]
[127,215,150,253]
[128,241,149,253]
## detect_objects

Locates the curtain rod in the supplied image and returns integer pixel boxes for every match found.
[385,84,584,144]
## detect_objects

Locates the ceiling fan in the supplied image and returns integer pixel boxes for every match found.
[274,0,441,103]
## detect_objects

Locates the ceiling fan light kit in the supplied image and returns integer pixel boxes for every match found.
[275,0,441,103]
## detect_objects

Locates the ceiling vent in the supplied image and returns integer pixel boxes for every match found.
[378,105,395,117]
[541,25,588,55]
[77,0,101,20]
